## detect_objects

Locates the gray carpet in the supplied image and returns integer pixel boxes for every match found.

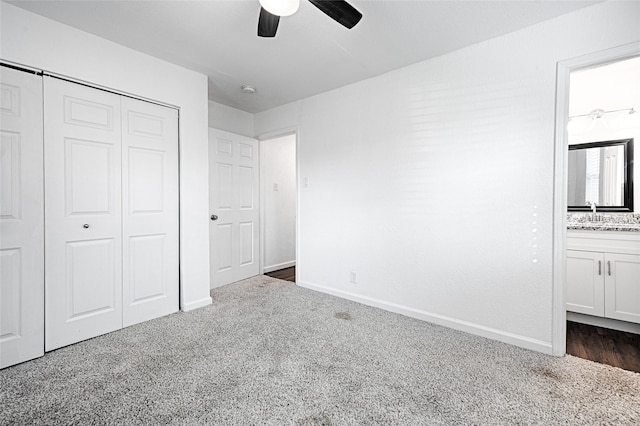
[1,275,639,425]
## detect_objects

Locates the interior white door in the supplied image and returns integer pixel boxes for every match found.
[121,97,179,326]
[209,128,259,287]
[0,66,44,368]
[44,77,123,351]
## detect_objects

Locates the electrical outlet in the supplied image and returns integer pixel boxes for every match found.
[303,177,309,188]
[273,183,279,191]
[350,271,357,284]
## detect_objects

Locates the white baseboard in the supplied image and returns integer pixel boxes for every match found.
[263,261,296,274]
[182,296,212,312]
[567,312,640,334]
[297,280,553,355]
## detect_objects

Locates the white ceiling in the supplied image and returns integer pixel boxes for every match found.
[9,0,598,113]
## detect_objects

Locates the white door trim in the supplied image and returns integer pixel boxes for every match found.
[257,128,300,279]
[552,41,640,356]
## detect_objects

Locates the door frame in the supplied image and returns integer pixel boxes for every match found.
[257,128,300,278]
[551,41,640,356]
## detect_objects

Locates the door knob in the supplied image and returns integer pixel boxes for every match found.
[83,224,90,229]
[210,214,218,221]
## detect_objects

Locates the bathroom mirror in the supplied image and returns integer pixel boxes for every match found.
[567,138,634,212]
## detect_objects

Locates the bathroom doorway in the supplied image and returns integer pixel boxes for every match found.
[553,43,640,369]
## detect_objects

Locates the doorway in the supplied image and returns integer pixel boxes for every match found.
[260,133,297,282]
[553,42,640,362]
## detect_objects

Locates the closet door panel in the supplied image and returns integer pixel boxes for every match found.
[44,77,123,351]
[0,67,44,368]
[121,97,178,327]
[65,238,117,319]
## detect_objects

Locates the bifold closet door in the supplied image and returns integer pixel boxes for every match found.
[0,67,44,368]
[44,77,123,351]
[121,97,178,327]
[44,77,179,351]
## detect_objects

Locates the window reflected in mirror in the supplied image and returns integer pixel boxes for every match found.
[567,139,634,212]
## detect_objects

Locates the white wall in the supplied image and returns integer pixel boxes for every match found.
[1,3,212,311]
[255,1,640,354]
[208,100,254,137]
[261,134,296,272]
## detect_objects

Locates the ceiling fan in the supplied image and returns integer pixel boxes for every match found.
[258,0,362,37]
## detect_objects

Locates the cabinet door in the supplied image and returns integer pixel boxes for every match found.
[566,250,605,316]
[0,67,44,368]
[44,77,123,351]
[604,253,640,324]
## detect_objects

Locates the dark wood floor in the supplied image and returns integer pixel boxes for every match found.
[566,321,640,373]
[265,266,295,283]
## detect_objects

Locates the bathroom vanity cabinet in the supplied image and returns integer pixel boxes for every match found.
[567,230,640,325]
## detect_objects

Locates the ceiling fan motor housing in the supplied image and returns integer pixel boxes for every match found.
[258,0,362,37]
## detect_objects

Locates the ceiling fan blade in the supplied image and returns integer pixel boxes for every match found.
[308,0,362,29]
[258,7,280,37]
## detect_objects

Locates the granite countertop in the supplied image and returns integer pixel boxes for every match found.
[567,213,640,232]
